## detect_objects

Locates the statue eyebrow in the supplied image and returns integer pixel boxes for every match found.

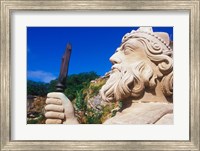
[124,41,138,50]
[115,44,125,53]
[116,40,137,53]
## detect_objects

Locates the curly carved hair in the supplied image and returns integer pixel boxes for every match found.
[138,38,173,97]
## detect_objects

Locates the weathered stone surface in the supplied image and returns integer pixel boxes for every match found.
[155,113,173,124]
[103,102,173,124]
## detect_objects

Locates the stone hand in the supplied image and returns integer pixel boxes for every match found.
[45,92,79,124]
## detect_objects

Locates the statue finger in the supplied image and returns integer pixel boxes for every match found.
[46,98,62,105]
[47,92,70,103]
[45,111,65,119]
[45,104,64,112]
[47,92,64,99]
[45,119,62,124]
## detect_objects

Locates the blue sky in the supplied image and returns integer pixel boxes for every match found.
[27,27,173,83]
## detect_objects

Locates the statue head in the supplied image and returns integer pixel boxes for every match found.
[100,27,173,103]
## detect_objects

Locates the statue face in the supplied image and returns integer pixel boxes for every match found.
[100,38,157,102]
[109,39,148,71]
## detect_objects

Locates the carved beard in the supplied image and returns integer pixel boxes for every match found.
[100,61,156,102]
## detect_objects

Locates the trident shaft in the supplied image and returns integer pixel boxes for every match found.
[56,43,72,92]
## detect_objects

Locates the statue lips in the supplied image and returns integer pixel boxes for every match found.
[111,64,121,72]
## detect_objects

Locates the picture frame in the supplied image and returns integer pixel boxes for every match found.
[0,0,199,150]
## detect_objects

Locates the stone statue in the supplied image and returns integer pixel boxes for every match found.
[45,27,173,124]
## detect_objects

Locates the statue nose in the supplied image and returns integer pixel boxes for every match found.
[109,53,121,64]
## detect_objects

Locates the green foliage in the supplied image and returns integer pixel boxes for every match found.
[27,114,45,124]
[74,87,102,124]
[27,80,48,96]
[85,108,103,124]
[100,104,115,122]
[47,79,58,93]
[64,72,99,100]
[83,77,107,101]
[89,85,102,97]
[27,71,99,98]
[74,90,103,124]
[75,90,87,111]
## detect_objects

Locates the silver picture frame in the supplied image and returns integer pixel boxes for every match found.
[0,0,199,150]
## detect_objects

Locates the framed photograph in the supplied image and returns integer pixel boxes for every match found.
[1,0,199,150]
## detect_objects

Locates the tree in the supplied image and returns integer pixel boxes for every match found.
[64,71,99,100]
[47,79,58,93]
[27,80,48,96]
[27,71,99,99]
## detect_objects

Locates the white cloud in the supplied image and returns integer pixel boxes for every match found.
[27,70,56,83]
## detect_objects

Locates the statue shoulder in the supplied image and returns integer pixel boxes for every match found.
[103,102,173,124]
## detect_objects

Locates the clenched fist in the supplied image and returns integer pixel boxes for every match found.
[45,92,79,124]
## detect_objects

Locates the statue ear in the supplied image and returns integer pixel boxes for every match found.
[154,32,170,46]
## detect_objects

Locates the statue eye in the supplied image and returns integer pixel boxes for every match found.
[124,48,132,55]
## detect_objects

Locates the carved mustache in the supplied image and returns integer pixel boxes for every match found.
[111,64,122,72]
